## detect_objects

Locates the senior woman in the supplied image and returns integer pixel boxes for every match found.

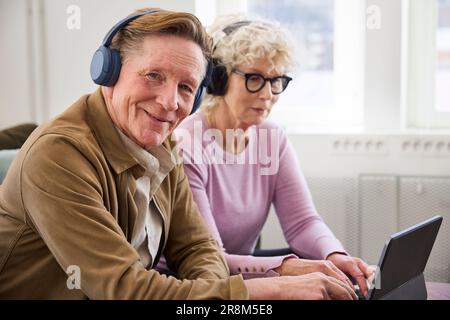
[172,15,373,297]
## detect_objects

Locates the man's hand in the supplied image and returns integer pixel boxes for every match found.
[326,253,375,297]
[274,257,354,288]
[245,272,358,300]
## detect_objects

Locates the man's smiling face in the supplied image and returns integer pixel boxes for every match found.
[104,34,206,148]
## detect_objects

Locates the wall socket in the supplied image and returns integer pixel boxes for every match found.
[331,137,388,155]
[400,139,450,157]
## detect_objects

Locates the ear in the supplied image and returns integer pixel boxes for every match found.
[101,86,114,102]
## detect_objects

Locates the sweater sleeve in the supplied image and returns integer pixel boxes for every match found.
[182,147,296,279]
[272,129,346,260]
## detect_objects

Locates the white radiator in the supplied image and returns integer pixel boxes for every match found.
[261,174,450,282]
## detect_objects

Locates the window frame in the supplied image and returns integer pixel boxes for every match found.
[245,0,366,132]
[195,0,450,132]
[404,0,450,129]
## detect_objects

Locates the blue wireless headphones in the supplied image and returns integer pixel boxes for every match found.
[90,10,212,114]
[207,21,251,96]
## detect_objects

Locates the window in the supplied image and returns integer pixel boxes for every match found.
[197,0,450,131]
[247,0,334,109]
[436,0,450,113]
[405,0,450,129]
[244,0,364,131]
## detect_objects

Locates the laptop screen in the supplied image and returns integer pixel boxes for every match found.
[368,215,443,300]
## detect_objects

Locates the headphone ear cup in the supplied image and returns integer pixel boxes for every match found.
[206,61,228,96]
[90,46,122,86]
[90,46,110,85]
[190,58,213,114]
[105,48,122,86]
[191,87,204,114]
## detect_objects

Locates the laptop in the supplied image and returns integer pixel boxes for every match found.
[356,215,443,300]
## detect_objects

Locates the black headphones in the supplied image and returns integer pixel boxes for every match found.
[206,21,251,96]
[90,9,212,114]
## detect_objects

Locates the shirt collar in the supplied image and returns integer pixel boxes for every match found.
[114,123,175,184]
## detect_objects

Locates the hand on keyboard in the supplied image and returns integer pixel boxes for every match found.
[354,286,367,300]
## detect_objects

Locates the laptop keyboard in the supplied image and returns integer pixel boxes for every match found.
[355,288,367,300]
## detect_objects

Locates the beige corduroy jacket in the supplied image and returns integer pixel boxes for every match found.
[0,89,248,299]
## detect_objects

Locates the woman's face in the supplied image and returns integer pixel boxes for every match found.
[222,57,283,129]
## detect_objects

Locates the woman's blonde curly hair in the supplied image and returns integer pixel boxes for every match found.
[202,14,297,112]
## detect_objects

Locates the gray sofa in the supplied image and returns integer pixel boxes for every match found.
[0,149,18,183]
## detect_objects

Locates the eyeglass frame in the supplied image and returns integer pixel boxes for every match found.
[231,68,292,95]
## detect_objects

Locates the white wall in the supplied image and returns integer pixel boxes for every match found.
[262,132,450,250]
[42,0,196,121]
[0,0,34,128]
[0,0,196,129]
[261,132,450,281]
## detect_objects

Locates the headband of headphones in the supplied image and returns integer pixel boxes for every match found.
[102,10,161,47]
[90,9,212,114]
[222,20,252,36]
[207,20,252,96]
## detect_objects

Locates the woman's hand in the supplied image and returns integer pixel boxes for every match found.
[326,253,375,297]
[274,257,354,289]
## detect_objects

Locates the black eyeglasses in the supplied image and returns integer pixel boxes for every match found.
[232,69,292,95]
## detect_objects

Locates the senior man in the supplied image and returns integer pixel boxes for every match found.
[0,8,356,300]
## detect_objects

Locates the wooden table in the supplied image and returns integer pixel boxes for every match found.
[426,282,450,300]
